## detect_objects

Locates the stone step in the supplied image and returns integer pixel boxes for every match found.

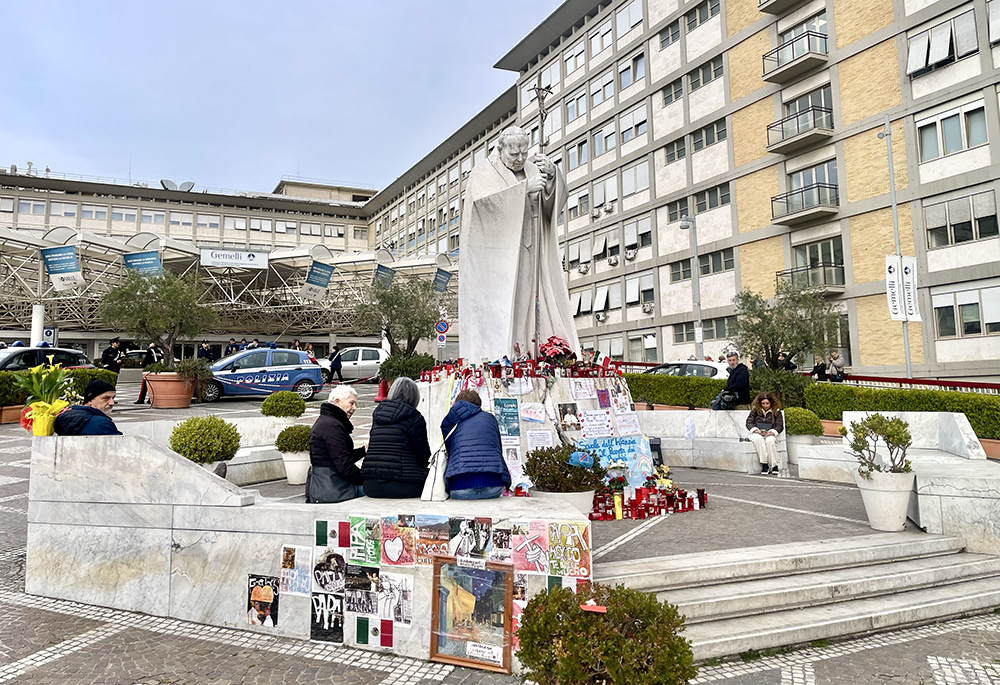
[685,575,1000,660]
[593,532,966,592]
[663,552,1000,622]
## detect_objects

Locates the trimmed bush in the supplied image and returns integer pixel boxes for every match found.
[805,384,1000,440]
[524,444,606,493]
[261,390,306,418]
[378,352,435,381]
[749,367,812,408]
[169,416,240,464]
[65,369,118,397]
[0,368,117,407]
[624,373,724,408]
[784,407,824,436]
[276,424,311,453]
[517,582,697,685]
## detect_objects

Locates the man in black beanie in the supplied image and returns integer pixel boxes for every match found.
[54,379,122,436]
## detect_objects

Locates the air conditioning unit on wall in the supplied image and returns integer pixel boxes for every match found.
[577,262,590,274]
[608,255,620,266]
[641,303,655,314]
[595,312,607,323]
[624,248,637,261]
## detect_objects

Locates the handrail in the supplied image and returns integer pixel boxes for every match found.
[763,31,829,74]
[772,182,839,218]
[841,374,1000,395]
[767,106,834,146]
[776,262,845,287]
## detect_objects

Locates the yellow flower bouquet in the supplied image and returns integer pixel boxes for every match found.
[12,359,71,436]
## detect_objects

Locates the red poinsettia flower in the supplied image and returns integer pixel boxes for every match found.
[20,406,33,432]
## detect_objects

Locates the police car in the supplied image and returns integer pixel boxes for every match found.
[201,347,323,402]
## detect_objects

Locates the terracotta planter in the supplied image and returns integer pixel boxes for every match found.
[981,438,1000,461]
[854,470,915,532]
[145,372,194,409]
[1,405,23,424]
[821,419,843,437]
[654,404,692,411]
[529,488,595,515]
[633,402,653,411]
[280,451,310,485]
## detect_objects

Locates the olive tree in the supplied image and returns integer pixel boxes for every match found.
[353,277,449,356]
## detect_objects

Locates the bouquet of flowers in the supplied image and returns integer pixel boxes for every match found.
[539,336,576,367]
[653,465,675,491]
[605,475,628,492]
[12,358,72,436]
[608,458,629,470]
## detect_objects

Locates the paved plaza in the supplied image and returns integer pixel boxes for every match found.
[0,384,997,684]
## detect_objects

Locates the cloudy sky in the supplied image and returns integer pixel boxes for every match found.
[0,1,560,193]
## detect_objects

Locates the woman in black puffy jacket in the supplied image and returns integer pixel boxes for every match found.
[361,377,432,498]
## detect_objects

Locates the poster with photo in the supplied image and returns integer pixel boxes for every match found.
[415,514,451,566]
[511,520,549,574]
[580,409,614,439]
[489,519,512,563]
[378,571,413,626]
[547,521,592,578]
[615,412,642,436]
[507,376,533,396]
[611,392,632,415]
[571,378,598,400]
[430,557,513,674]
[449,517,492,558]
[493,399,520,436]
[312,549,347,595]
[519,402,546,423]
[279,544,313,597]
[247,574,280,627]
[513,572,528,601]
[557,403,580,432]
[502,444,524,485]
[381,515,416,567]
[344,564,379,615]
[349,515,381,567]
[310,592,344,644]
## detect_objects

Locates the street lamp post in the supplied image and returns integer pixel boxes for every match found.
[679,215,704,360]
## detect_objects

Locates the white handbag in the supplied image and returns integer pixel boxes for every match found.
[422,425,458,502]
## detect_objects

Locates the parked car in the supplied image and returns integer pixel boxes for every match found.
[644,360,731,379]
[0,347,94,371]
[201,348,323,402]
[318,346,388,383]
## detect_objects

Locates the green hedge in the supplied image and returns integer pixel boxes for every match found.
[0,369,117,407]
[749,368,812,408]
[804,384,1000,440]
[624,373,725,408]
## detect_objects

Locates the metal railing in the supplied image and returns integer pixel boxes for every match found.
[772,183,839,219]
[763,31,829,75]
[777,262,845,288]
[840,374,1000,396]
[767,106,834,146]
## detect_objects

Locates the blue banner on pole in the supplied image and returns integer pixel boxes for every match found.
[123,250,163,277]
[300,261,335,301]
[372,264,396,290]
[40,245,86,290]
[432,268,452,293]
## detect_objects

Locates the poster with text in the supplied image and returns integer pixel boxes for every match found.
[489,519,512,563]
[344,564,379,615]
[493,398,520,436]
[247,574,280,627]
[349,515,381,567]
[415,514,451,566]
[310,592,344,644]
[511,520,549,574]
[526,430,555,452]
[507,376,534,396]
[378,571,413,626]
[381,515,416,567]
[312,549,347,595]
[279,544,313,597]
[547,521,592,578]
[577,435,655,488]
[580,409,614,439]
[572,378,598,400]
[615,412,642,436]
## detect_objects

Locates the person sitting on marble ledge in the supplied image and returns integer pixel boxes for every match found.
[306,384,365,503]
[746,392,784,475]
[441,389,511,500]
[361,377,432,499]
[53,379,122,436]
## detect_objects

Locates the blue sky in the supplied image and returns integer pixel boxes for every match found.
[0,1,559,192]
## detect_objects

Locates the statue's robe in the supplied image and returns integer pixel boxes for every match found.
[458,151,580,364]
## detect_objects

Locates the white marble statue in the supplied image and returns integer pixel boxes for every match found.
[458,126,580,363]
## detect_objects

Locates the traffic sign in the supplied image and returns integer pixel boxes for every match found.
[435,320,449,334]
[437,334,447,348]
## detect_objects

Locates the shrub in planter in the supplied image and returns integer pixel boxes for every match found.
[843,413,912,479]
[784,407,824,436]
[378,352,435,381]
[749,367,811,408]
[169,416,241,464]
[261,390,306,418]
[517,581,697,685]
[623,373,724,409]
[174,358,215,402]
[523,444,606,493]
[275,424,311,453]
[143,362,167,373]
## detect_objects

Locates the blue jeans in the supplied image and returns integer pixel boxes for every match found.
[450,486,504,500]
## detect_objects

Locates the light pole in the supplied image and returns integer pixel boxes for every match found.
[679,215,703,360]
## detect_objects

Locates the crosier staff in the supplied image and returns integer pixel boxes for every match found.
[528,83,554,360]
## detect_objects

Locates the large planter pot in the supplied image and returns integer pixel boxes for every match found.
[529,488,595,515]
[280,451,310,485]
[821,420,843,437]
[981,438,999,461]
[1,405,23,424]
[785,434,815,466]
[634,402,653,411]
[853,470,915,532]
[145,372,194,409]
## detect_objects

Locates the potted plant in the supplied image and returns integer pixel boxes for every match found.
[784,407,824,468]
[523,444,606,514]
[98,271,218,409]
[275,424,312,485]
[0,372,30,424]
[169,416,241,477]
[174,358,215,404]
[11,359,72,436]
[261,390,306,426]
[842,413,914,531]
[376,352,435,402]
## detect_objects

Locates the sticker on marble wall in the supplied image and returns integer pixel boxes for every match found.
[615,412,642,436]
[414,514,450,566]
[572,378,597,400]
[349,515,381,567]
[525,430,554,452]
[449,517,491,558]
[502,445,524,485]
[547,521,592,578]
[596,388,611,409]
[511,520,549,574]
[378,571,413,626]
[380,515,416,567]
[557,403,580,432]
[344,564,379,615]
[611,391,632,415]
[494,398,520,436]
[279,545,313,597]
[310,592,344,644]
[247,574,280,627]
[312,549,346,595]
[489,519,512,563]
[520,402,546,423]
[513,572,528,601]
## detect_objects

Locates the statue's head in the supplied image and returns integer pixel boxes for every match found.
[498,126,530,172]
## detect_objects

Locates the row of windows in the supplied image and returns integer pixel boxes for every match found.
[933,287,1000,338]
[662,118,727,167]
[917,101,987,163]
[669,248,735,282]
[566,215,653,267]
[565,57,646,126]
[924,189,998,248]
[665,182,731,221]
[674,316,734,344]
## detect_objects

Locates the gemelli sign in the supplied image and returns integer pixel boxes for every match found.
[199,248,269,270]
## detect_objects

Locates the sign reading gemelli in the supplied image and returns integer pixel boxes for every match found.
[200,248,269,270]
[900,256,921,322]
[40,245,86,291]
[123,250,163,277]
[299,261,335,301]
[884,255,906,322]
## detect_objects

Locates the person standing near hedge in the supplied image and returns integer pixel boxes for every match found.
[361,377,431,499]
[101,337,124,374]
[307,385,365,503]
[440,389,510,499]
[827,351,845,382]
[719,351,751,410]
[747,392,783,474]
[54,379,122,436]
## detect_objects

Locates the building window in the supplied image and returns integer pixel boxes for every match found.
[111,206,136,222]
[629,333,658,362]
[568,138,589,170]
[991,0,1000,44]
[591,70,615,108]
[667,198,689,222]
[620,103,647,143]
[565,40,586,74]
[438,175,447,195]
[594,229,621,259]
[566,89,587,122]
[790,159,837,190]
[49,201,76,217]
[674,316,735,343]
[622,161,650,197]
[793,236,844,283]
[616,0,643,35]
[250,218,272,232]
[786,85,833,117]
[660,82,681,111]
[19,200,45,215]
[354,227,368,241]
[141,209,165,225]
[686,0,720,32]
[449,167,459,186]
[925,190,998,248]
[0,197,14,212]
[224,216,246,231]
[303,222,322,236]
[544,105,562,139]
[695,183,730,213]
[169,211,192,227]
[593,175,618,209]
[275,220,295,233]
[664,138,686,164]
[780,11,827,45]
[933,288,1000,338]
[597,335,625,361]
[692,119,727,151]
[906,10,978,76]
[568,190,590,220]
[671,258,692,282]
[624,216,652,248]
[917,101,987,162]
[197,214,220,229]
[626,273,655,304]
[699,247,735,275]
[461,157,472,178]
[660,20,681,49]
[567,237,591,268]
[590,19,613,57]
[689,56,723,91]
[593,122,617,157]
[619,52,645,90]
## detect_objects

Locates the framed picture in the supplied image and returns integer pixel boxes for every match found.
[430,556,513,674]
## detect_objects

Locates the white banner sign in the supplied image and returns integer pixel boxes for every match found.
[200,248,269,270]
[900,255,921,322]
[885,255,906,322]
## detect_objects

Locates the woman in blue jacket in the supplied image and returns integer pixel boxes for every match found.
[441,389,511,499]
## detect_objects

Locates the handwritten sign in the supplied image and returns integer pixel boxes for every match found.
[577,435,654,488]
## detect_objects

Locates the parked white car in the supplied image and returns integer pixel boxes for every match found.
[318,346,389,383]
[644,360,731,379]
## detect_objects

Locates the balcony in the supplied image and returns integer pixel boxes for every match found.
[758,0,807,13]
[776,262,845,295]
[766,107,834,154]
[763,32,829,83]
[771,183,839,225]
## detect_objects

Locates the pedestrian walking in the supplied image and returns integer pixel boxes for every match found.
[135,341,165,404]
[328,346,344,383]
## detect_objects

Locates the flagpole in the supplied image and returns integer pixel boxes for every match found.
[880,114,912,378]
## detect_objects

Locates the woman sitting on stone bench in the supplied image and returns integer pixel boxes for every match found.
[747,392,783,475]
[362,377,432,498]
[441,389,511,499]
